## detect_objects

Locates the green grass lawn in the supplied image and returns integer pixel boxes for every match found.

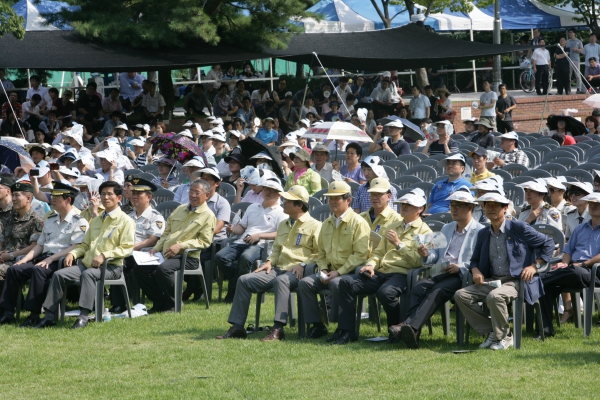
[2,292,599,399]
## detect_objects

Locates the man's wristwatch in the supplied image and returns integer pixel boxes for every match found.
[300,262,307,268]
[535,261,542,269]
[9,252,15,261]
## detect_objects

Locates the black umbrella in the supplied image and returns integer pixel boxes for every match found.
[376,115,425,142]
[239,137,284,178]
[546,115,587,137]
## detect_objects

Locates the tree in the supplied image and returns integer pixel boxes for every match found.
[368,0,493,88]
[0,1,26,40]
[537,0,599,34]
[48,0,318,113]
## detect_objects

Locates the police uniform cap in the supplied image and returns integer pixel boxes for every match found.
[126,175,158,192]
[50,180,79,196]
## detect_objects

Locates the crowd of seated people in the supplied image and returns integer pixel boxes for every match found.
[1,69,600,353]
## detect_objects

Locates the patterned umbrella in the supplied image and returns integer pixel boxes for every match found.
[0,139,35,173]
[303,121,373,143]
[150,133,207,165]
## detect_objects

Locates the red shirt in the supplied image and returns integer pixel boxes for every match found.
[563,135,575,145]
[2,102,21,119]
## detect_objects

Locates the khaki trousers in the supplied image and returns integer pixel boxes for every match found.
[454,278,519,341]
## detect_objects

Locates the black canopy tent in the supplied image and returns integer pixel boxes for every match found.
[0,24,535,71]
[268,23,536,70]
[0,31,267,71]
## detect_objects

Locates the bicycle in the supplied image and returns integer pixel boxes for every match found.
[519,60,554,93]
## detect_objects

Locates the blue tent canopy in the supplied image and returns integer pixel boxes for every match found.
[301,0,585,32]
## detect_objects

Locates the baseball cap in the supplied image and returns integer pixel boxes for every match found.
[280,185,310,204]
[499,132,519,144]
[129,138,146,147]
[51,143,66,154]
[323,181,352,197]
[382,71,392,78]
[580,193,600,202]
[178,129,193,139]
[385,120,404,129]
[260,176,284,192]
[299,118,311,128]
[95,150,117,163]
[367,178,392,193]
[438,153,466,168]
[193,167,221,181]
[565,181,593,194]
[469,147,488,158]
[115,123,128,130]
[228,130,242,138]
[394,192,427,207]
[544,177,567,191]
[476,192,511,204]
[182,157,206,168]
[212,132,226,142]
[182,120,194,127]
[362,155,387,178]
[518,180,548,194]
[59,166,80,178]
[445,188,477,204]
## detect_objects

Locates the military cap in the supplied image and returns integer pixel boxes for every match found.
[126,175,158,192]
[11,182,34,193]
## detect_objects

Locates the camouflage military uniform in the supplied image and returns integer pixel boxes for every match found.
[0,208,44,280]
[0,202,13,232]
[120,200,134,215]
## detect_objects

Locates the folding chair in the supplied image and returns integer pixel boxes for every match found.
[405,165,437,183]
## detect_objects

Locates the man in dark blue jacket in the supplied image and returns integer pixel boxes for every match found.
[455,192,554,350]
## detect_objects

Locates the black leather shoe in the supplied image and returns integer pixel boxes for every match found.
[223,293,235,304]
[33,318,56,329]
[333,331,357,345]
[71,318,88,329]
[388,322,405,339]
[399,324,419,349]
[216,325,248,339]
[109,306,124,314]
[305,324,328,339]
[0,315,16,325]
[387,334,399,344]
[19,315,40,328]
[326,328,342,343]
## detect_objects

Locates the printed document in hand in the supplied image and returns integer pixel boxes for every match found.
[132,251,165,265]
[430,261,450,278]
[414,232,447,250]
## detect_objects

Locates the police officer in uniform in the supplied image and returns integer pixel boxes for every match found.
[110,175,165,312]
[545,177,573,215]
[517,180,562,230]
[563,181,593,241]
[0,182,88,327]
[0,182,44,281]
